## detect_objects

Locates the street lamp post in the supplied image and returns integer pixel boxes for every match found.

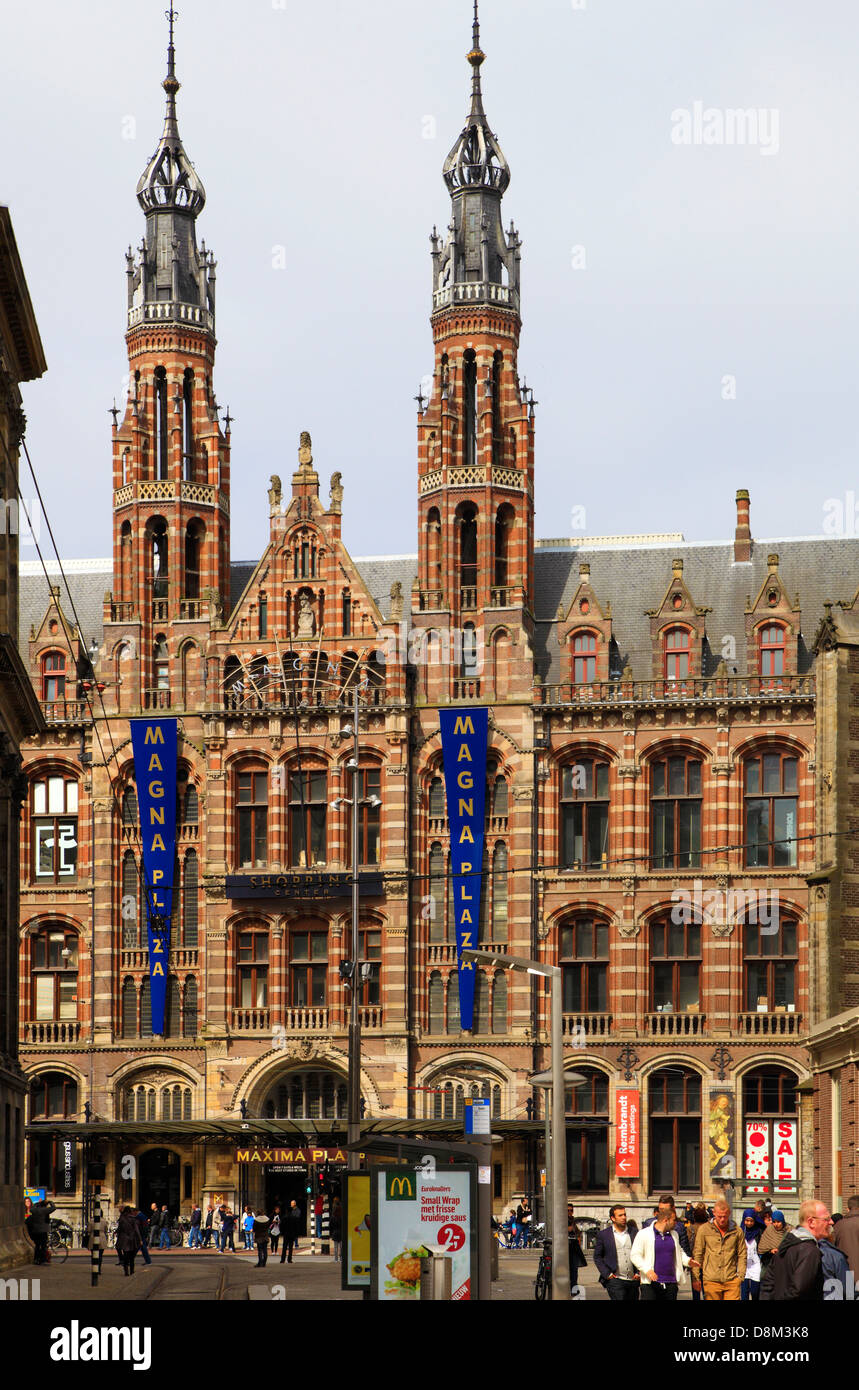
[463,948,571,1302]
[347,683,361,1172]
[529,1067,587,1284]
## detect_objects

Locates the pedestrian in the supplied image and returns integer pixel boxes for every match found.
[832,1193,859,1283]
[686,1205,709,1302]
[692,1199,746,1300]
[757,1210,790,1272]
[253,1213,270,1267]
[215,1204,226,1251]
[279,1198,303,1264]
[641,1204,662,1229]
[330,1197,343,1262]
[760,1199,829,1301]
[221,1208,236,1252]
[200,1203,215,1249]
[313,1192,324,1240]
[159,1204,171,1250]
[188,1201,202,1249]
[242,1205,255,1251]
[740,1208,765,1301]
[134,1206,152,1265]
[29,1196,56,1266]
[594,1204,640,1301]
[269,1204,282,1255]
[116,1205,141,1276]
[631,1208,698,1301]
[819,1223,849,1299]
[148,1202,161,1248]
[88,1207,108,1274]
[567,1204,587,1278]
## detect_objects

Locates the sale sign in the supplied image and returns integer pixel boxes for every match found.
[773,1120,797,1193]
[373,1168,474,1301]
[615,1089,640,1178]
[745,1120,771,1192]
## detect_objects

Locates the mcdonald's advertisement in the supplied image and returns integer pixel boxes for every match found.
[130,717,178,1037]
[439,708,489,1031]
[371,1167,474,1301]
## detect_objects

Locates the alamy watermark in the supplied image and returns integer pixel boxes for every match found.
[671,880,780,934]
[671,102,780,156]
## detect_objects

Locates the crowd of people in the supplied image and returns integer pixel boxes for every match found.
[584,1192,859,1300]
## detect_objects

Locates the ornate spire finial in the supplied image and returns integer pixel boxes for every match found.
[162,6,180,122]
[467,0,486,116]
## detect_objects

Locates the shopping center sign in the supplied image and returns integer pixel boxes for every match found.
[439,709,489,1031]
[130,718,178,1036]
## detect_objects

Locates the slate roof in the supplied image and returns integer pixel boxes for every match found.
[19,535,859,680]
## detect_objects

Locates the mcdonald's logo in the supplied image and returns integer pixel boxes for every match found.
[385,1172,416,1201]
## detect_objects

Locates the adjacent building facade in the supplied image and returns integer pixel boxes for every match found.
[17,11,859,1230]
[0,205,46,1268]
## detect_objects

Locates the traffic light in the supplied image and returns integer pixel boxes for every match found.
[339,960,354,984]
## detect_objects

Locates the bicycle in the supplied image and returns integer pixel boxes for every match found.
[48,1220,70,1263]
[534,1238,551,1300]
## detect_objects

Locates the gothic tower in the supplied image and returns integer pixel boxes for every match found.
[414,2,535,703]
[105,9,230,709]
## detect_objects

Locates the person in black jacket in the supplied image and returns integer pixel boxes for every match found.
[116,1206,141,1276]
[594,1205,640,1301]
[134,1207,152,1265]
[279,1199,303,1264]
[761,1200,829,1300]
[148,1202,161,1248]
[253,1213,270,1267]
[29,1197,56,1265]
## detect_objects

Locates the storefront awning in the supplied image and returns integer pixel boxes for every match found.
[26,1117,546,1144]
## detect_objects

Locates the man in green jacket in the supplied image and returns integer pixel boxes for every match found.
[693,1200,747,1300]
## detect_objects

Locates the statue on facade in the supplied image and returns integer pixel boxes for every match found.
[268,474,282,510]
[329,472,343,513]
[296,593,315,638]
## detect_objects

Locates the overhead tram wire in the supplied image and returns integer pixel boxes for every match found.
[9,432,173,937]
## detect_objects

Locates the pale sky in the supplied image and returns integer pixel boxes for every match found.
[4,0,859,568]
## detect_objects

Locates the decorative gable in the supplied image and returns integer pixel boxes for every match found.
[557,562,613,685]
[646,557,710,679]
[744,553,801,678]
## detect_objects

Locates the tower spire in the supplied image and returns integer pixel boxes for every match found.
[468,0,486,117]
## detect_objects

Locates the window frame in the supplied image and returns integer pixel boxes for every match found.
[571,630,598,685]
[649,753,702,870]
[32,775,79,883]
[31,926,79,1022]
[236,767,268,869]
[560,917,609,1014]
[743,751,799,868]
[650,918,701,1013]
[288,768,327,867]
[236,926,269,1009]
[560,757,610,871]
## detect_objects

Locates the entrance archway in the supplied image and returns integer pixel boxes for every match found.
[139,1147,181,1217]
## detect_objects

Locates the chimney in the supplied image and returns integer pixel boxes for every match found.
[735,489,752,562]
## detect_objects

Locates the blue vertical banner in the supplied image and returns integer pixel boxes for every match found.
[130,718,178,1036]
[439,708,489,1031]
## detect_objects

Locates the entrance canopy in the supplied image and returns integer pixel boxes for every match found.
[26,1117,544,1144]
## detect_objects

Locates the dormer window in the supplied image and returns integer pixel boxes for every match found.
[759,624,786,679]
[664,627,690,680]
[572,632,597,684]
[41,652,66,703]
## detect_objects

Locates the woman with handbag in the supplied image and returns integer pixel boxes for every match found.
[269,1205,282,1255]
[568,1204,587,1275]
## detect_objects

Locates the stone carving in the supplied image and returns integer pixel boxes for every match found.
[296,593,314,638]
[268,474,282,510]
[617,918,640,938]
[390,581,404,622]
[711,920,734,938]
[298,431,313,467]
[329,472,343,512]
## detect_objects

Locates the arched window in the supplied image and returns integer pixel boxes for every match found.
[164,975,181,1038]
[30,1072,77,1121]
[183,851,198,947]
[289,923,327,1007]
[561,917,609,1014]
[358,923,381,1006]
[122,785,138,825]
[121,977,137,1038]
[341,589,351,637]
[446,970,460,1033]
[236,925,269,1008]
[430,1074,502,1122]
[121,851,139,947]
[428,971,444,1034]
[31,924,78,1021]
[491,843,508,941]
[183,782,198,825]
[32,774,78,881]
[182,369,194,480]
[236,767,268,868]
[463,350,478,468]
[119,521,133,601]
[41,651,66,703]
[744,750,798,868]
[491,774,508,820]
[151,519,168,599]
[140,977,152,1039]
[289,768,327,866]
[565,1066,609,1192]
[744,913,797,1012]
[473,969,490,1034]
[663,626,691,681]
[461,622,478,677]
[572,631,597,685]
[494,504,512,588]
[650,753,702,869]
[261,1069,348,1121]
[492,972,507,1034]
[459,503,478,602]
[560,758,609,870]
[184,977,198,1038]
[429,776,446,820]
[651,917,701,1013]
[649,1067,702,1192]
[154,367,168,479]
[154,634,169,690]
[759,623,786,680]
[184,522,203,599]
[491,352,503,467]
[742,1068,799,1197]
[353,766,381,866]
[428,843,446,943]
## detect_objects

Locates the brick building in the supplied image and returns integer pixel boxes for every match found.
[0,205,46,1268]
[18,9,859,1230]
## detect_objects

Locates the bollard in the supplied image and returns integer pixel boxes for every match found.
[91,1187,101,1287]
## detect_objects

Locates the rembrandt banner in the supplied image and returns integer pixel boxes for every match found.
[615,1089,639,1178]
[439,708,489,1032]
[130,717,178,1037]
